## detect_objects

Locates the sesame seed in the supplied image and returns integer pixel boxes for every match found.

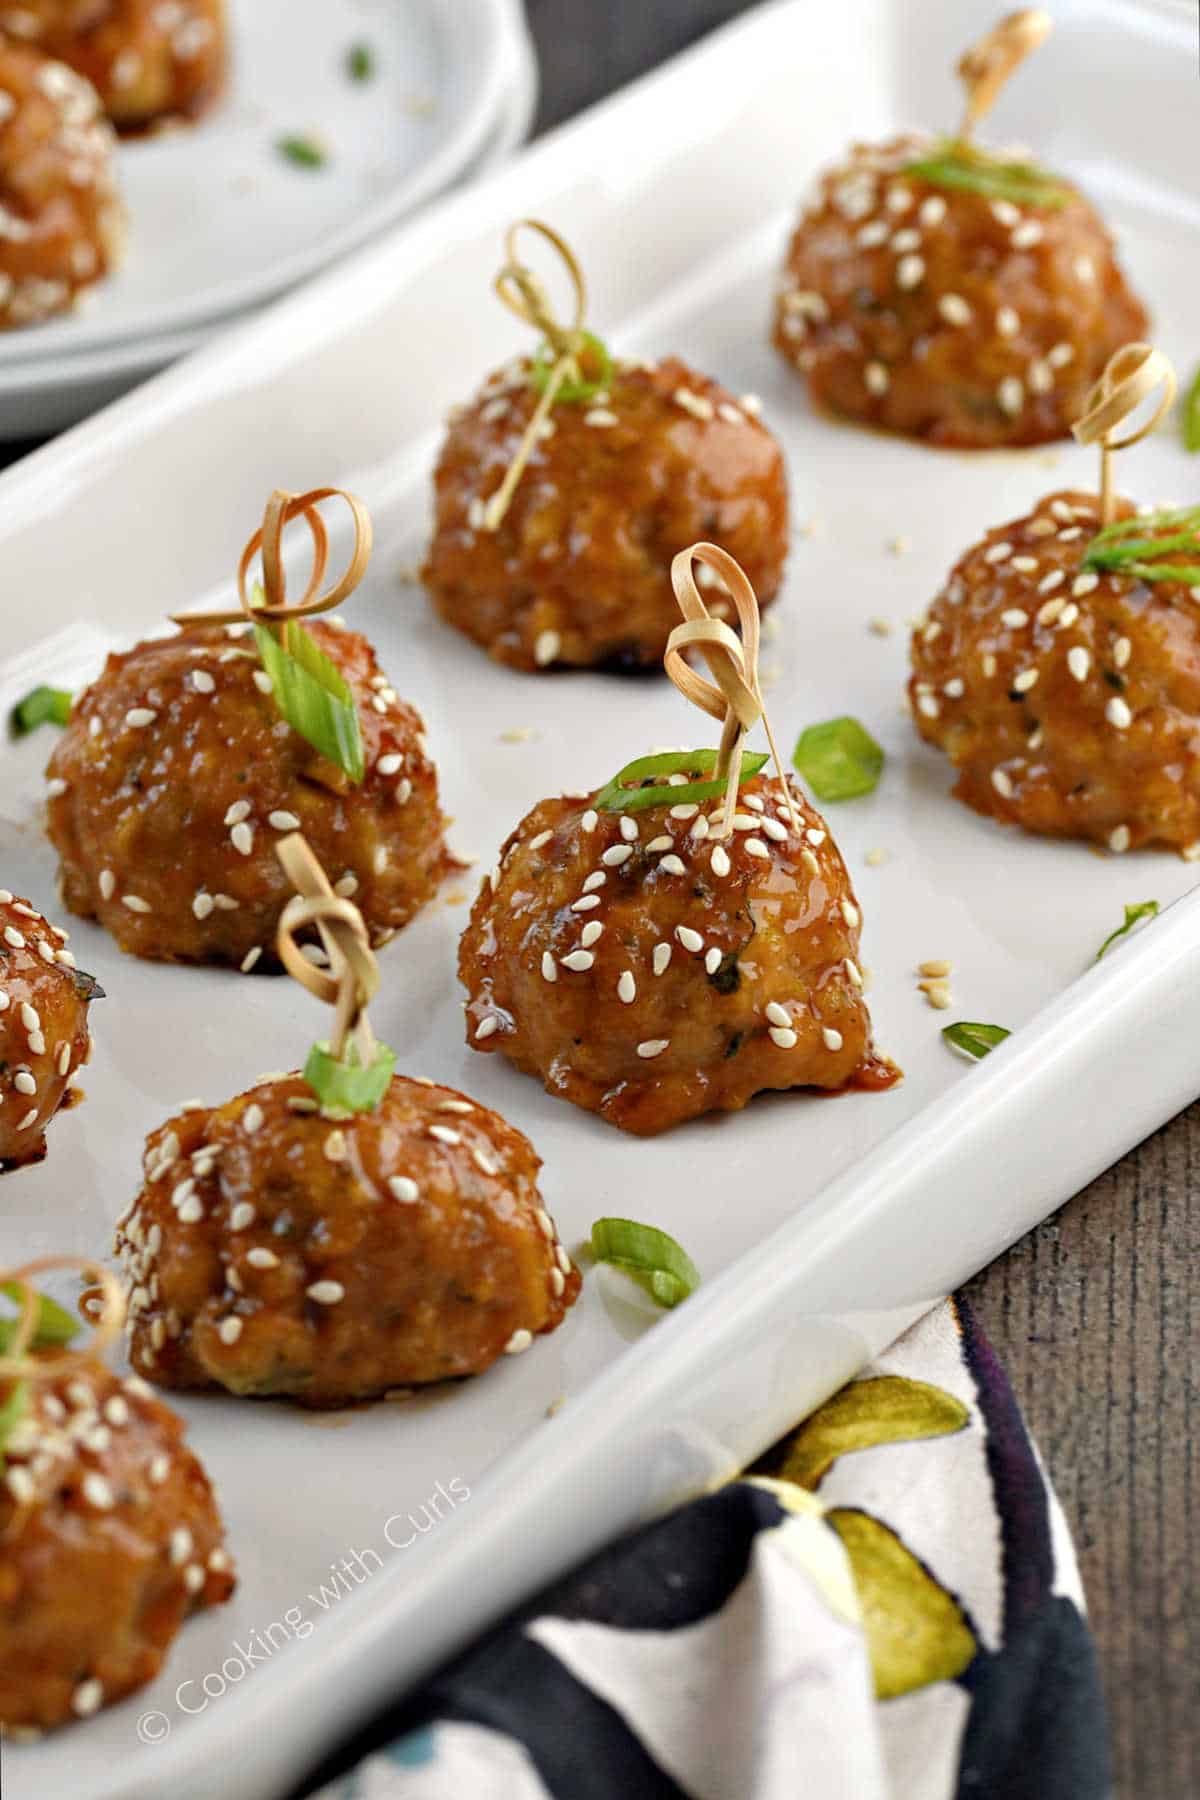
[1109,824,1131,853]
[169,1526,194,1565]
[46,776,68,798]
[528,830,552,851]
[1067,646,1091,682]
[533,630,561,666]
[1012,220,1043,249]
[124,708,156,728]
[561,950,595,972]
[218,1317,243,1344]
[229,1202,256,1231]
[841,898,860,928]
[617,971,637,1004]
[673,386,715,420]
[1072,573,1099,597]
[1057,603,1080,629]
[938,293,972,326]
[3,927,22,948]
[864,361,889,395]
[324,1130,348,1161]
[995,305,1020,336]
[704,947,722,974]
[82,1472,114,1509]
[122,895,152,914]
[243,1104,264,1134]
[307,1280,345,1305]
[184,1564,206,1594]
[16,1108,37,1130]
[148,1453,170,1485]
[246,1247,279,1269]
[224,801,250,826]
[857,219,889,247]
[475,1016,499,1040]
[1037,570,1065,594]
[1012,555,1039,572]
[192,892,215,920]
[769,1026,798,1049]
[71,1679,104,1717]
[891,227,921,253]
[992,769,1015,798]
[389,1176,419,1202]
[997,377,1024,417]
[601,844,632,868]
[744,838,769,859]
[991,199,1020,226]
[541,953,557,983]
[822,1027,844,1051]
[985,541,1014,564]
[1106,696,1133,729]
[1013,669,1039,693]
[1048,342,1075,368]
[584,408,618,427]
[253,669,274,694]
[917,695,940,719]
[535,1209,555,1239]
[659,854,687,876]
[919,194,947,226]
[619,817,639,843]
[428,1125,461,1146]
[7,1466,35,1504]
[766,1001,790,1027]
[231,822,254,856]
[1038,598,1065,625]
[580,921,603,948]
[13,1071,35,1095]
[504,1328,533,1354]
[268,810,301,832]
[1113,636,1131,669]
[761,817,789,842]
[675,925,703,953]
[581,810,599,833]
[652,943,672,976]
[636,1039,669,1058]
[103,1393,130,1428]
[556,1244,572,1276]
[99,870,116,900]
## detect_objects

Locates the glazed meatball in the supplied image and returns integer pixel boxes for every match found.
[45,620,456,968]
[0,1352,234,1734]
[459,772,895,1135]
[772,136,1147,448]
[2,1,226,130]
[423,356,789,671]
[0,35,124,330]
[0,888,97,1171]
[116,1075,580,1405]
[908,489,1200,854]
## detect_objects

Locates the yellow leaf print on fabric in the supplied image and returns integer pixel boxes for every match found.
[759,1375,969,1490]
[828,1508,977,1698]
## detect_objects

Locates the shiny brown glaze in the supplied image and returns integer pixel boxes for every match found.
[459,772,895,1135]
[423,355,789,671]
[0,1351,234,1733]
[0,888,96,1170]
[117,1075,580,1405]
[772,136,1147,449]
[2,1,226,131]
[46,620,456,967]
[909,489,1200,853]
[0,35,124,330]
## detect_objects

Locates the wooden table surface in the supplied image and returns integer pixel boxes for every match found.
[523,4,1196,1795]
[0,5,1191,1792]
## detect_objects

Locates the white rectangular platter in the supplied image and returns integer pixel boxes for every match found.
[2,2,1199,1795]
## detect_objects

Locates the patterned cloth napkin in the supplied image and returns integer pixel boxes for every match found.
[308,1295,1109,1800]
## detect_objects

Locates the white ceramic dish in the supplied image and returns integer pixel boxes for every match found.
[1,2,1198,1796]
[0,0,528,367]
[0,21,539,440]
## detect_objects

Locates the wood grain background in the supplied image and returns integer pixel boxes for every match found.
[523,3,1197,1794]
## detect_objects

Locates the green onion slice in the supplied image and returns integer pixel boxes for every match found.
[904,138,1071,210]
[1081,506,1200,585]
[303,1039,396,1113]
[595,748,769,814]
[1184,366,1200,454]
[0,1379,29,1470]
[10,685,71,736]
[942,1021,1011,1060]
[590,1217,700,1310]
[347,43,375,82]
[529,330,613,405]
[278,134,327,169]
[254,621,364,784]
[0,1282,80,1355]
[1095,900,1158,962]
[793,717,884,801]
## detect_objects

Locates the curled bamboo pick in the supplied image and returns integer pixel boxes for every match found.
[1071,343,1176,526]
[170,487,373,629]
[275,833,381,1067]
[483,220,592,534]
[0,1255,124,1385]
[957,9,1052,139]
[665,544,799,842]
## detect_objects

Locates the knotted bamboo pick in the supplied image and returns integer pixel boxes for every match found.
[0,1256,124,1386]
[170,486,373,629]
[1072,343,1176,525]
[275,833,381,1069]
[957,9,1052,140]
[665,544,799,842]
[483,220,599,534]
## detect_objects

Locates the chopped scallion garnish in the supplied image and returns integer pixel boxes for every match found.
[0,1379,29,1470]
[278,134,327,170]
[1095,900,1158,962]
[904,138,1070,209]
[347,43,375,83]
[793,717,884,801]
[942,1021,1011,1060]
[590,1217,700,1310]
[253,621,364,784]
[595,748,769,814]
[10,685,71,737]
[1081,506,1200,585]
[529,330,613,405]
[303,1040,395,1113]
[0,1282,80,1355]
[1184,366,1200,454]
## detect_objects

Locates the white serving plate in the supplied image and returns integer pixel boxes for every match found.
[1,1,1198,1795]
[0,0,527,366]
[0,20,539,440]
